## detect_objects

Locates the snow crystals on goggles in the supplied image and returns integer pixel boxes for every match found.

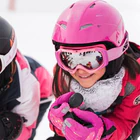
[55,43,128,74]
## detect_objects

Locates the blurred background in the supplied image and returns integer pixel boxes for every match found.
[0,0,140,139]
[1,0,140,74]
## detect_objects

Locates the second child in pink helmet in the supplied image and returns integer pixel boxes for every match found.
[47,0,140,140]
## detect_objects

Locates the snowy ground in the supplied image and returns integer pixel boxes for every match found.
[0,0,140,139]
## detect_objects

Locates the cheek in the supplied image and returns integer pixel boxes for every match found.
[96,67,106,78]
[70,73,77,80]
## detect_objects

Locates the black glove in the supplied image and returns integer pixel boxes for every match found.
[0,111,23,140]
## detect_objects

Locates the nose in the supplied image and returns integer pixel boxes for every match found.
[76,68,88,74]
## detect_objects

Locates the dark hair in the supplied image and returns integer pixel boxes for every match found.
[52,42,140,98]
[0,57,16,93]
[52,63,72,98]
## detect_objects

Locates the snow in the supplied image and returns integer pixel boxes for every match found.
[0,0,140,139]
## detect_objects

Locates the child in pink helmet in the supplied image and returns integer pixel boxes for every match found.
[48,0,140,139]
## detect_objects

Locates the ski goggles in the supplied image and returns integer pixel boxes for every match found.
[0,37,17,73]
[55,42,128,74]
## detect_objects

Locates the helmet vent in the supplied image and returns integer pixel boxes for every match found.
[80,24,93,30]
[70,3,75,8]
[90,3,96,8]
[60,23,67,29]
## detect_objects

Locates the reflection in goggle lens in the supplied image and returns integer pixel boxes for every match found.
[60,50,103,70]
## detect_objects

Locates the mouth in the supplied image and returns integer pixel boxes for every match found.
[79,74,94,79]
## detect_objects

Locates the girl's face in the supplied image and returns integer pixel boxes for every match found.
[71,67,106,88]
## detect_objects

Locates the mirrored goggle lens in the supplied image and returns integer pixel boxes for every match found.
[60,50,103,70]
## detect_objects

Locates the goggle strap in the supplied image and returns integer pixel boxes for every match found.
[107,42,128,61]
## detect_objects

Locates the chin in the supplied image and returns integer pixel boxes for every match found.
[80,82,95,88]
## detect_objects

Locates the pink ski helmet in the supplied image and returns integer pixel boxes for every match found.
[52,0,129,78]
[52,0,127,48]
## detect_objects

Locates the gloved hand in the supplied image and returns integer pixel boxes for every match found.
[48,92,75,130]
[62,108,104,140]
[0,111,23,140]
[101,116,116,140]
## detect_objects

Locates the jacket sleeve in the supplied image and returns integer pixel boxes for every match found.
[35,66,52,98]
[24,55,53,99]
[105,81,140,139]
[16,122,36,140]
[12,70,40,140]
